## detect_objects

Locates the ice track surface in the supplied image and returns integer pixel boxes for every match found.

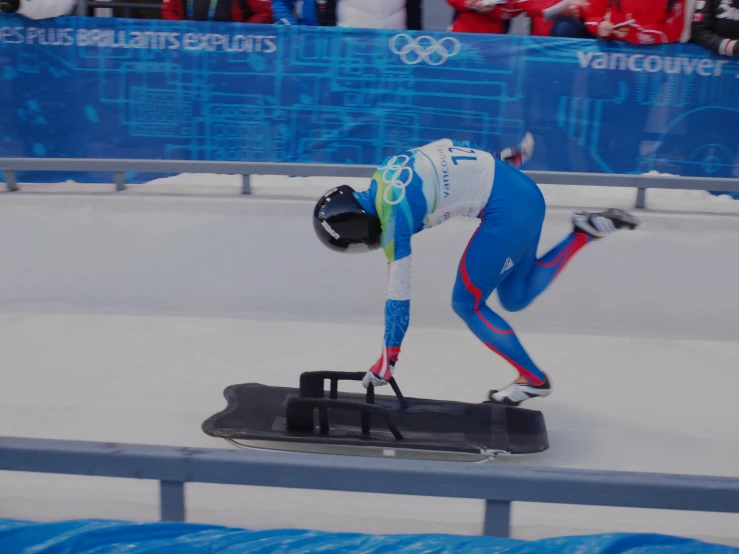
[1,179,739,546]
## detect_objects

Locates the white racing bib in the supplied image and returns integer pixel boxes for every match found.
[411,139,496,228]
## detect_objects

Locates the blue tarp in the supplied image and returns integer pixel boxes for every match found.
[1,519,738,553]
[1,15,738,184]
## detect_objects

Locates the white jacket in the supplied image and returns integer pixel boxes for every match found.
[17,0,76,19]
[337,0,406,29]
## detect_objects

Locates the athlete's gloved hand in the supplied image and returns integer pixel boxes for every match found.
[498,132,534,168]
[362,347,400,389]
[362,370,389,388]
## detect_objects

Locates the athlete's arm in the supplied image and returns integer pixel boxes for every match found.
[364,175,415,387]
[367,255,412,383]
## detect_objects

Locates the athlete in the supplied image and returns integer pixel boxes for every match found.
[312,135,638,406]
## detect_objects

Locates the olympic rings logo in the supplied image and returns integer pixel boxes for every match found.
[389,34,461,66]
[379,154,414,205]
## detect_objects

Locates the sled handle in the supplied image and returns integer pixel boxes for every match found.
[388,378,409,410]
[299,371,409,410]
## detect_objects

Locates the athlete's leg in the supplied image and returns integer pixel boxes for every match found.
[451,220,548,386]
[450,157,549,389]
[492,132,635,313]
[497,230,594,312]
[498,209,640,312]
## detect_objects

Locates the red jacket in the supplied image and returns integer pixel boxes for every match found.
[529,15,555,36]
[524,0,560,36]
[162,0,272,23]
[447,0,522,34]
[583,0,685,44]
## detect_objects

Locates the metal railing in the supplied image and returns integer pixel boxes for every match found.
[2,436,739,537]
[3,158,739,208]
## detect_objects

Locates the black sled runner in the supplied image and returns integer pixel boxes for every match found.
[202,371,548,462]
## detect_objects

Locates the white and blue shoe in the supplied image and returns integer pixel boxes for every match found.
[488,375,552,407]
[572,208,639,239]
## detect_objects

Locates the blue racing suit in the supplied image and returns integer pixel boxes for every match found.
[354,139,594,385]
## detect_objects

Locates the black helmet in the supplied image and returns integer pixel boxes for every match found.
[313,185,381,253]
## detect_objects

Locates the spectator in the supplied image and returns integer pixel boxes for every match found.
[679,0,696,42]
[692,0,739,57]
[0,0,20,14]
[522,0,583,36]
[583,0,685,44]
[315,0,422,29]
[273,0,317,24]
[447,0,521,34]
[0,0,76,19]
[526,1,557,36]
[162,0,272,23]
[542,0,593,38]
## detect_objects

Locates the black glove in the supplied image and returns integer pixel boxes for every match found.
[0,0,20,13]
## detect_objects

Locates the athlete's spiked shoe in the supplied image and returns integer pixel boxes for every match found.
[572,208,639,239]
[487,375,552,407]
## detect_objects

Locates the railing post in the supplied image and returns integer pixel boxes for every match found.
[76,0,88,16]
[159,480,185,522]
[4,170,18,192]
[114,172,126,192]
[483,499,511,537]
[241,174,251,195]
[635,187,647,209]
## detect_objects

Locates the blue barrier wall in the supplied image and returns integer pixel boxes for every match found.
[2,519,738,553]
[0,15,738,183]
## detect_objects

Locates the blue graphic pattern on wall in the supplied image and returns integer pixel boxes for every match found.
[0,15,738,183]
